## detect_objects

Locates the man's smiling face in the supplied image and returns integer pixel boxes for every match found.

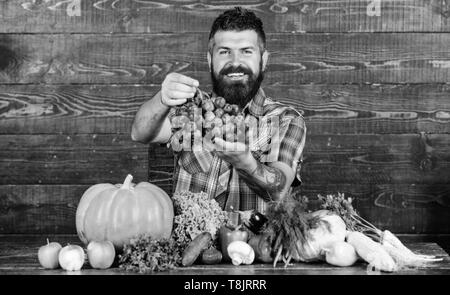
[208,30,268,108]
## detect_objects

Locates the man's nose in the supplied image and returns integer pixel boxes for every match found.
[229,51,241,66]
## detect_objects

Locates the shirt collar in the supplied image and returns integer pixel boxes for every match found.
[244,88,266,117]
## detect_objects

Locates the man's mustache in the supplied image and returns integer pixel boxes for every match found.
[219,65,253,76]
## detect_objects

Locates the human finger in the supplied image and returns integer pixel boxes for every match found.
[213,137,236,152]
[168,82,197,94]
[168,73,199,88]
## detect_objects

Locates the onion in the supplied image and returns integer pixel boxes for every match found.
[324,241,358,267]
[292,211,347,262]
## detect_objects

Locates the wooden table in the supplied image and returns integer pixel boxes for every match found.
[1,235,449,275]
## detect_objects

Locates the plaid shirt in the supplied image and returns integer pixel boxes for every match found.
[169,88,306,213]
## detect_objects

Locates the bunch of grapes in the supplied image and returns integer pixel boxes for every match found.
[169,88,254,151]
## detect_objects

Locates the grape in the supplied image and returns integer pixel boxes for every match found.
[185,101,196,109]
[223,123,235,135]
[225,132,235,142]
[211,126,223,139]
[223,104,232,114]
[193,93,202,106]
[214,108,225,118]
[222,113,231,124]
[212,117,223,128]
[230,104,240,115]
[171,115,190,129]
[204,111,216,122]
[170,87,259,151]
[202,99,215,112]
[229,115,236,124]
[214,97,226,109]
[234,114,245,125]
[204,118,214,130]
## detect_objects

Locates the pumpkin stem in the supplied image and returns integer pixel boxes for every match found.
[122,174,134,190]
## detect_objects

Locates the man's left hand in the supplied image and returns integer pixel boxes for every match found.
[212,137,257,172]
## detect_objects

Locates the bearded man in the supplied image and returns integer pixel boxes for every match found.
[131,7,306,213]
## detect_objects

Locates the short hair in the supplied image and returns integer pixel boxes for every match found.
[208,7,266,53]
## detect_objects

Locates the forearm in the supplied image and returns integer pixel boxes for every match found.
[131,91,170,143]
[235,158,287,202]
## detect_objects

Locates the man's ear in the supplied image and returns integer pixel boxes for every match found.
[262,50,269,71]
[207,52,212,71]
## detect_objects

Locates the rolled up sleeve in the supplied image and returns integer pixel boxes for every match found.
[262,114,306,172]
[277,115,306,170]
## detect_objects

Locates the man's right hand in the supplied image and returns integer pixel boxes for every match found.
[161,73,200,107]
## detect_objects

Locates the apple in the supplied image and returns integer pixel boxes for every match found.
[87,240,115,269]
[58,244,85,271]
[38,238,62,269]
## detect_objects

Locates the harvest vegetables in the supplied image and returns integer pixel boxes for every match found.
[292,210,347,262]
[76,174,174,250]
[347,231,397,272]
[201,247,223,265]
[237,210,268,234]
[227,241,255,266]
[320,193,443,270]
[118,190,227,273]
[381,229,440,261]
[172,191,228,247]
[87,241,115,269]
[381,236,442,268]
[262,197,347,267]
[113,188,442,273]
[119,235,184,273]
[38,239,62,269]
[323,241,358,267]
[248,233,274,263]
[263,198,311,267]
[58,244,85,271]
[219,224,249,262]
[182,232,212,266]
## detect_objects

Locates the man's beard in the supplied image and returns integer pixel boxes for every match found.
[211,61,264,109]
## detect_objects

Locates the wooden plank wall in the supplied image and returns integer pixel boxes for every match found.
[1,0,450,235]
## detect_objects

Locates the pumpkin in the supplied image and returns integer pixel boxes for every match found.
[76,174,174,250]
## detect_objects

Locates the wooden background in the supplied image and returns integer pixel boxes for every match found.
[0,0,449,237]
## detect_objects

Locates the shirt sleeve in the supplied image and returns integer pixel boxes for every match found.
[261,113,306,173]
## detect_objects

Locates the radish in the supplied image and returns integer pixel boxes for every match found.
[347,231,397,272]
[323,241,358,267]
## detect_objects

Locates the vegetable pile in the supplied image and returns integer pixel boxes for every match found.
[76,174,173,251]
[119,235,184,273]
[171,191,228,246]
[260,197,347,267]
[111,182,443,273]
[249,192,443,272]
[118,191,228,273]
[319,193,443,272]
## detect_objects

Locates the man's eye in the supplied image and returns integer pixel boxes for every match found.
[244,50,253,55]
[219,50,230,55]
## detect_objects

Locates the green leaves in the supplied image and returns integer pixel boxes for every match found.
[318,193,359,232]
[118,235,184,273]
[172,191,228,247]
